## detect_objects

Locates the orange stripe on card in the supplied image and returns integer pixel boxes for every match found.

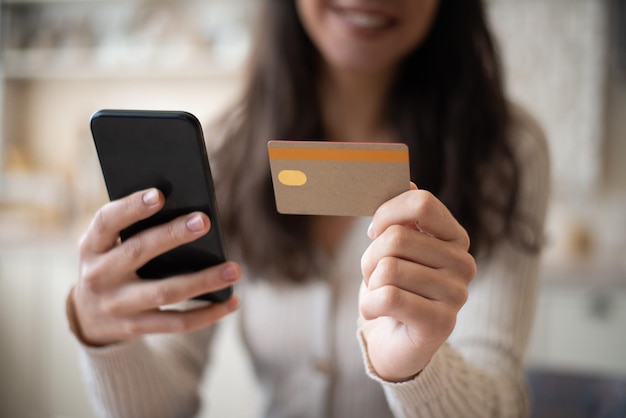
[268,147,408,163]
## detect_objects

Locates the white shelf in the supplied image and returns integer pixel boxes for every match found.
[1,0,252,80]
[2,48,244,80]
[1,0,142,4]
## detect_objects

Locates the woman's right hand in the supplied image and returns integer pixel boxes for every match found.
[71,188,241,347]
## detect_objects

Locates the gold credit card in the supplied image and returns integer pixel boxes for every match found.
[267,140,410,216]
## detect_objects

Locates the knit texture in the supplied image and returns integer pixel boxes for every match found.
[74,112,550,418]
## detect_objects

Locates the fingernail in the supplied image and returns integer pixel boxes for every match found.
[222,265,239,282]
[143,189,159,206]
[186,214,205,232]
[367,222,375,239]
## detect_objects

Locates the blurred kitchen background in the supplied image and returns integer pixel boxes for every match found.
[0,0,624,417]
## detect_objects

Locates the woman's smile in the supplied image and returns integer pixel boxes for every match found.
[297,0,440,73]
[331,6,396,33]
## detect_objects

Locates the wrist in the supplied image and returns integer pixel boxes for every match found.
[65,286,117,347]
[357,328,428,383]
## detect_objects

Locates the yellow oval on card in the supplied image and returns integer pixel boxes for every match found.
[278,170,307,186]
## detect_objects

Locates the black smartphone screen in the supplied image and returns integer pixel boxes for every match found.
[90,109,231,303]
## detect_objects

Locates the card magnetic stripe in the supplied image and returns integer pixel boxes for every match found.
[267,147,409,163]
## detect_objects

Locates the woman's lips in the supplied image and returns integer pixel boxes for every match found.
[332,7,396,31]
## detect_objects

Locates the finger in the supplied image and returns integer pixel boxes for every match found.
[110,262,241,313]
[101,211,211,282]
[366,256,437,296]
[366,257,469,306]
[362,225,462,277]
[369,189,469,250]
[121,296,240,337]
[360,285,454,334]
[81,189,164,254]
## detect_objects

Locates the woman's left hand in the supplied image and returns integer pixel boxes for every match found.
[359,183,476,382]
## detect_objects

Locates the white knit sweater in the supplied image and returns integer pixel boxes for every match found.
[75,115,550,418]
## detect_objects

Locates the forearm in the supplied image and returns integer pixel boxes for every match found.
[77,329,214,418]
[360,339,528,418]
[357,226,544,418]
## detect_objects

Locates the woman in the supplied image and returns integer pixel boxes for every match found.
[68,0,550,417]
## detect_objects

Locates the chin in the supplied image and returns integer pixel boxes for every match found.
[325,49,400,74]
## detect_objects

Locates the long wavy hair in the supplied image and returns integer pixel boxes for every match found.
[213,0,539,282]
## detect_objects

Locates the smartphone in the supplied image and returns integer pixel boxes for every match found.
[90,109,232,303]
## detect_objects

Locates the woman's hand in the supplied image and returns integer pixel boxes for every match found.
[71,188,241,347]
[359,183,476,382]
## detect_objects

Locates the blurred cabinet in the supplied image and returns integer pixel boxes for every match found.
[0,242,94,418]
[0,0,250,240]
[0,240,262,418]
[528,275,626,378]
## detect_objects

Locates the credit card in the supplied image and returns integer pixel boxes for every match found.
[267,140,410,216]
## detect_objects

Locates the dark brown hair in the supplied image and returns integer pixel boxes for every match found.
[214,0,540,282]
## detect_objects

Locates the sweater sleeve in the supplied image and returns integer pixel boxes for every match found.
[359,112,551,417]
[76,324,216,418]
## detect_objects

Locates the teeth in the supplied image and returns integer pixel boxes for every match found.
[343,11,390,29]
